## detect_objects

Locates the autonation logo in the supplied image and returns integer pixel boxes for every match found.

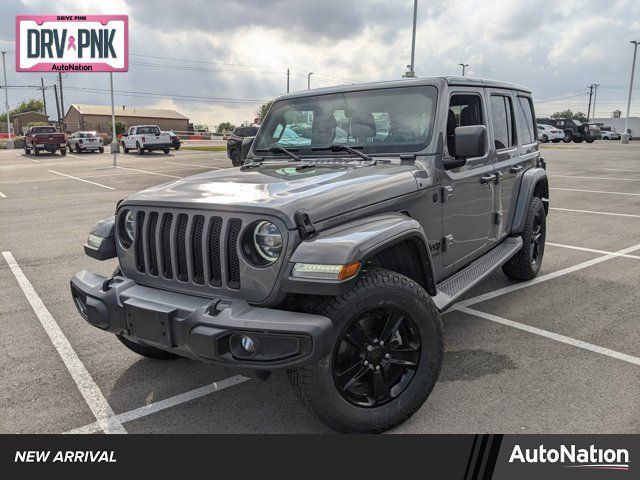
[509,444,630,471]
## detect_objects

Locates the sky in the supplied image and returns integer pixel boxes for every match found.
[1,0,639,128]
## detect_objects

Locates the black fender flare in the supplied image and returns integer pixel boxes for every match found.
[285,213,437,296]
[511,167,548,234]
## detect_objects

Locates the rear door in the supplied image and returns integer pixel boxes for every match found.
[441,89,496,269]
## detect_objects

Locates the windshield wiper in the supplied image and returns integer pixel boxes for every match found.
[312,144,375,162]
[255,144,301,161]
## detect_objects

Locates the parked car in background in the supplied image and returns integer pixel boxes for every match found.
[600,129,621,140]
[537,124,565,143]
[24,125,66,156]
[164,131,181,150]
[537,117,598,143]
[121,125,172,155]
[67,131,104,153]
[227,125,259,166]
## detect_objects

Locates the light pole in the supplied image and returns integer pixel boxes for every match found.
[622,40,639,144]
[1,51,13,149]
[403,0,418,78]
[307,72,313,90]
[592,84,600,122]
[459,63,469,76]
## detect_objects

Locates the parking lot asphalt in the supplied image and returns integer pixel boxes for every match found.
[0,142,638,434]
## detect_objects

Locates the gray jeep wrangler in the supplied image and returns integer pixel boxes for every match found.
[71,76,548,433]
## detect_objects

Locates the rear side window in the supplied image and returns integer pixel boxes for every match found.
[489,95,515,150]
[516,96,536,144]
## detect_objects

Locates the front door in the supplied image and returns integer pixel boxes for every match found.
[441,90,496,268]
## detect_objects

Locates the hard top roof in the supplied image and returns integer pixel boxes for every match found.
[275,76,531,101]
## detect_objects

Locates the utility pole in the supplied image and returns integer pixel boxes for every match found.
[587,84,594,122]
[307,72,313,90]
[109,72,119,165]
[1,51,13,148]
[40,77,47,116]
[409,0,417,76]
[459,63,469,76]
[622,40,639,143]
[592,84,600,121]
[286,68,290,93]
[53,83,61,128]
[58,72,64,131]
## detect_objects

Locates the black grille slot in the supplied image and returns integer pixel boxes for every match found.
[209,217,223,287]
[147,212,159,276]
[175,214,189,282]
[226,219,242,289]
[161,213,173,278]
[191,215,205,284]
[135,211,146,273]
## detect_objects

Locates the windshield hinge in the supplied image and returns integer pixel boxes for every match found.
[294,209,316,240]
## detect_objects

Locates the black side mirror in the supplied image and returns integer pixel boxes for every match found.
[241,136,255,161]
[444,125,487,170]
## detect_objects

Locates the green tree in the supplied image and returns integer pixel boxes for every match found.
[0,99,45,123]
[550,109,587,123]
[257,101,273,123]
[110,120,127,136]
[194,124,210,132]
[28,121,50,127]
[216,122,235,133]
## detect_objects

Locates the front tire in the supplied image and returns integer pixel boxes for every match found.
[60,149,66,156]
[502,196,546,281]
[230,148,243,167]
[541,134,549,143]
[122,142,129,153]
[288,269,443,433]
[562,135,572,143]
[163,149,170,154]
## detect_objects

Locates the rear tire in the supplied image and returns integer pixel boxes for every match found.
[230,148,243,167]
[99,147,104,153]
[585,138,594,143]
[34,148,40,156]
[24,145,31,154]
[122,142,129,153]
[60,149,66,156]
[573,137,584,143]
[163,149,170,154]
[137,142,144,155]
[288,268,443,433]
[562,135,572,143]
[502,197,546,281]
[541,134,549,143]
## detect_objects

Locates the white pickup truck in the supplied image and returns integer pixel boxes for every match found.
[121,125,172,155]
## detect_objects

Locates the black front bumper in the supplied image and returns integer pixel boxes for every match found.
[70,271,335,369]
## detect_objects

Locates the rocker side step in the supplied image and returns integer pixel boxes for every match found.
[433,236,523,311]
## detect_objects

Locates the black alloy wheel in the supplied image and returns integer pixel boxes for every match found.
[333,305,421,408]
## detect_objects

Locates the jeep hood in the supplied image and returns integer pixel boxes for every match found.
[123,163,420,228]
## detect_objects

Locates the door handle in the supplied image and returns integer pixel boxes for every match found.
[510,165,524,174]
[480,174,496,184]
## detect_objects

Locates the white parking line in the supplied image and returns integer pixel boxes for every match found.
[550,207,640,219]
[115,166,181,178]
[552,174,640,182]
[165,161,223,169]
[452,242,640,309]
[16,153,39,163]
[48,170,115,190]
[546,242,640,260]
[66,153,86,159]
[2,252,126,434]
[458,306,640,367]
[602,167,640,173]
[550,187,640,197]
[0,191,6,198]
[65,375,250,434]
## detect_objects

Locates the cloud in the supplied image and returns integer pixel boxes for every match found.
[1,0,639,126]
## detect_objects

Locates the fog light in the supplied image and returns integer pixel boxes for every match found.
[240,335,255,354]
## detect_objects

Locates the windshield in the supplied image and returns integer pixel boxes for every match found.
[254,86,437,155]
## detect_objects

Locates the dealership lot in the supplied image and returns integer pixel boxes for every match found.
[0,142,638,434]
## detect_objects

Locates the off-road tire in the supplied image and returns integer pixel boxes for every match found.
[116,334,180,360]
[288,268,443,433]
[502,196,546,281]
[230,148,243,167]
[573,137,584,143]
[562,135,572,143]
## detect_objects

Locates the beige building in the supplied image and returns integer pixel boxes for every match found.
[63,104,190,134]
[0,111,51,134]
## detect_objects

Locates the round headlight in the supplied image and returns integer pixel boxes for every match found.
[253,221,282,263]
[122,210,135,244]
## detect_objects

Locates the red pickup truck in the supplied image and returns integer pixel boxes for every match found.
[25,126,67,156]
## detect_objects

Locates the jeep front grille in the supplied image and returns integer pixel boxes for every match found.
[130,209,242,290]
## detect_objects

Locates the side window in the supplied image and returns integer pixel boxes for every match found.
[489,95,515,150]
[447,94,484,156]
[516,96,536,144]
